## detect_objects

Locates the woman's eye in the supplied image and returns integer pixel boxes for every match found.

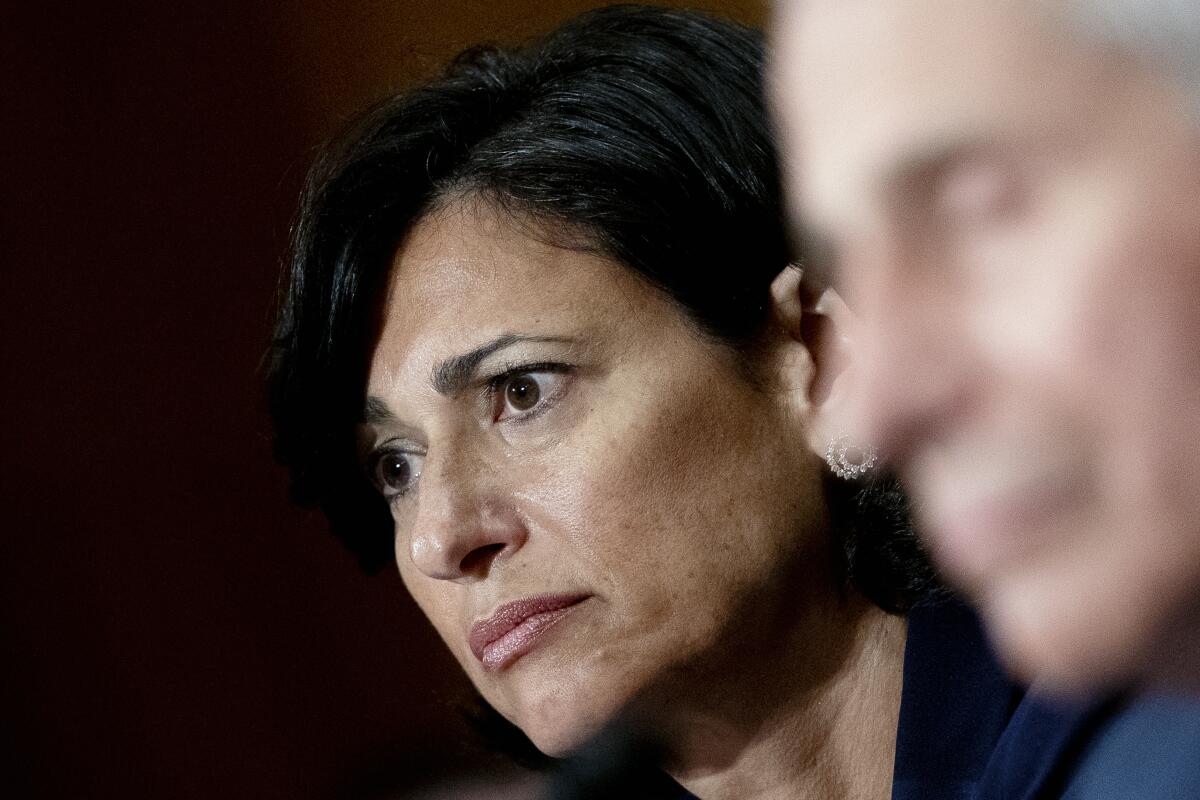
[372,450,424,499]
[506,374,542,411]
[494,370,566,422]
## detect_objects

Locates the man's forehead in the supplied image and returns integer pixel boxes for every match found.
[786,1,1078,219]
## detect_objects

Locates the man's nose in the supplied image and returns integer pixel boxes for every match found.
[841,253,973,460]
[404,448,528,583]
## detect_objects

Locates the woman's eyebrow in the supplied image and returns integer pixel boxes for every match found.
[431,334,571,396]
[362,395,396,425]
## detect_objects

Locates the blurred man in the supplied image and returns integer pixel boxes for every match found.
[772,0,1200,694]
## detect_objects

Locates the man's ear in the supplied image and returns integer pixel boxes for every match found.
[768,265,858,453]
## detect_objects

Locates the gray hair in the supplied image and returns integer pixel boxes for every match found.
[1053,0,1200,114]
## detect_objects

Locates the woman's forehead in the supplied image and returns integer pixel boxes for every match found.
[386,202,602,316]
[370,201,692,383]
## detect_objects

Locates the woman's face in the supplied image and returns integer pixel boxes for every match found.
[360,200,827,755]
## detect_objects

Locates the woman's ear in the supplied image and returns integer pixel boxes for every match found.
[768,265,859,453]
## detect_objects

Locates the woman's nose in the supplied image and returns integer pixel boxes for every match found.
[404,454,528,583]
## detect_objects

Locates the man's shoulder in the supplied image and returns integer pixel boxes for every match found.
[979,691,1200,800]
[1061,695,1200,800]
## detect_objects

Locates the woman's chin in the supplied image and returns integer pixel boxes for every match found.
[527,729,588,760]
[522,718,600,759]
[512,698,620,758]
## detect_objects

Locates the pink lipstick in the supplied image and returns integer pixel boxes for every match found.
[469,594,588,672]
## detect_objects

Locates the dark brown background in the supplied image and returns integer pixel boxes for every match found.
[3,2,764,797]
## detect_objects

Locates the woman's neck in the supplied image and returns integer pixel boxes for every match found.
[658,596,908,800]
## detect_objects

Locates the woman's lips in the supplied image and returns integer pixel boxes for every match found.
[469,594,589,672]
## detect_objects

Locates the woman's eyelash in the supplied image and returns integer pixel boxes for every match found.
[484,361,574,423]
[364,442,423,503]
[485,361,571,391]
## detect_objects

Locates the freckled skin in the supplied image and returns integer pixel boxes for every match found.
[774,0,1200,691]
[363,200,834,756]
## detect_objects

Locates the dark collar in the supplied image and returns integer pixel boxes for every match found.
[892,599,1024,800]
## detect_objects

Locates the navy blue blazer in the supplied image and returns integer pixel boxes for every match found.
[902,601,1200,800]
[977,688,1200,799]
[892,600,1021,800]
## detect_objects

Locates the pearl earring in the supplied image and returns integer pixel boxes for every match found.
[825,434,878,480]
